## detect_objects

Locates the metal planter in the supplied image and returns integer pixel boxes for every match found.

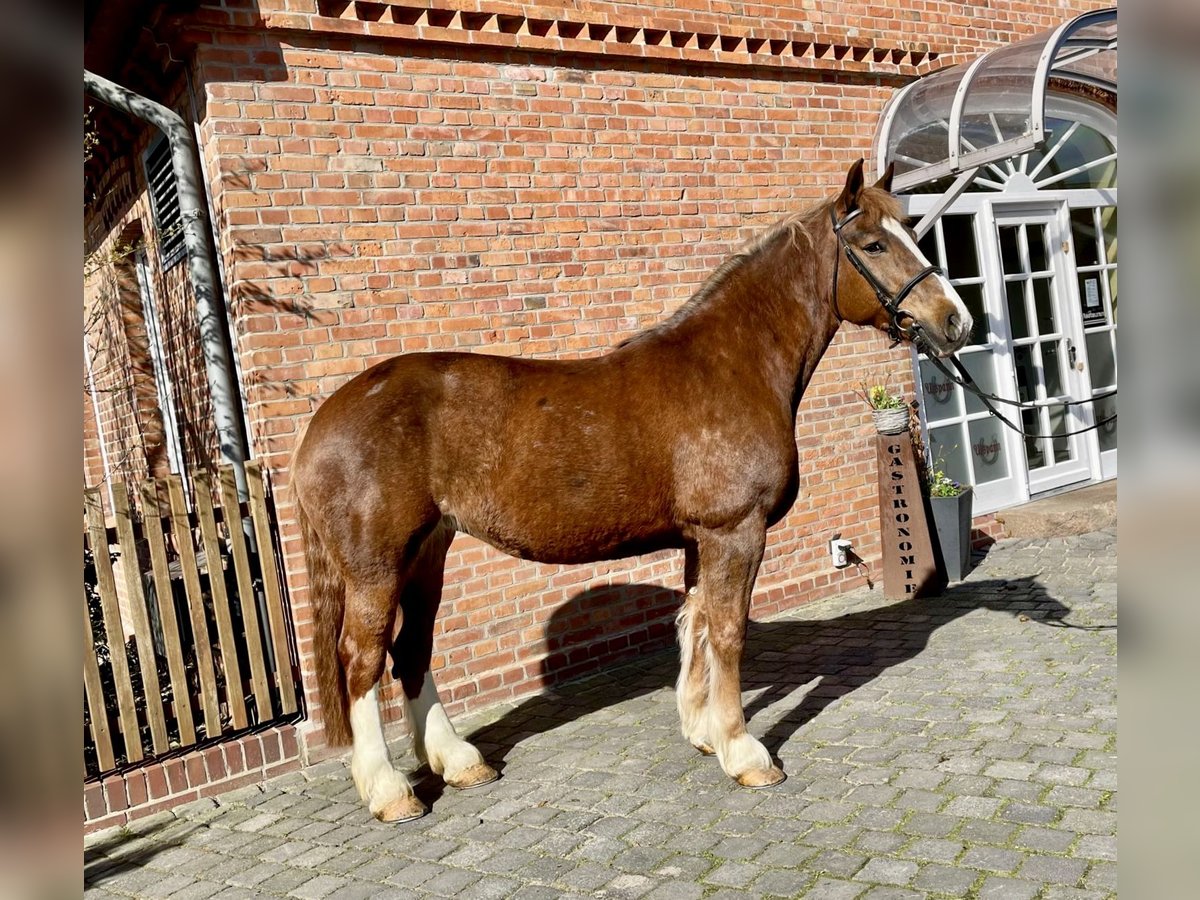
[930,487,974,582]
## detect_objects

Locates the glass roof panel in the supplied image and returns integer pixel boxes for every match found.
[876,8,1116,192]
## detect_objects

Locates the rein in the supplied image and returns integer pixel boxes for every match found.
[916,348,1117,441]
[830,206,1118,443]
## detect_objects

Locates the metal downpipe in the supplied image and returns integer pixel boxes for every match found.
[84,68,250,498]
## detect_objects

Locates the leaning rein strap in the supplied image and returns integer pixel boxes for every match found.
[915,348,1117,441]
[829,207,1117,442]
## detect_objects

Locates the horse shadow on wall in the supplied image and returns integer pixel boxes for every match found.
[413,574,1093,806]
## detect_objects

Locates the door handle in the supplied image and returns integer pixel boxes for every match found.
[1067,338,1084,372]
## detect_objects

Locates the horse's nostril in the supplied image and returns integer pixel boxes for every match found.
[946,313,961,341]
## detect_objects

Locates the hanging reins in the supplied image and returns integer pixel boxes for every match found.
[830,206,1117,442]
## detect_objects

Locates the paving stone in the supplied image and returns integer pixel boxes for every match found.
[977,875,1043,900]
[912,863,979,895]
[808,850,869,879]
[853,858,918,886]
[643,882,705,900]
[1013,826,1076,853]
[1058,808,1117,834]
[942,795,1004,819]
[956,820,1016,845]
[858,887,924,900]
[753,867,813,896]
[1017,855,1088,885]
[899,837,963,863]
[1000,802,1060,825]
[1083,860,1117,892]
[960,846,1024,873]
[1074,833,1117,861]
[804,877,868,900]
[703,860,762,888]
[854,830,907,854]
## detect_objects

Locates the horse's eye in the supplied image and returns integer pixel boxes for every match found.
[864,242,885,255]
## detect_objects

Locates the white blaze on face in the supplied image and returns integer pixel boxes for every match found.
[882,217,973,338]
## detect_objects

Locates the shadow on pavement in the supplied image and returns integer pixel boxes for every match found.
[84,819,197,889]
[463,575,1081,780]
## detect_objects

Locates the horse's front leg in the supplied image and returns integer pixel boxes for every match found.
[694,516,785,788]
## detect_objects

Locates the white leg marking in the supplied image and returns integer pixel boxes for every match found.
[705,641,772,778]
[349,686,414,814]
[404,672,486,780]
[675,594,711,749]
[882,217,973,332]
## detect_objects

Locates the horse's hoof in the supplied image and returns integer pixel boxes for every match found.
[373,794,427,823]
[735,765,786,789]
[446,763,499,790]
[692,741,715,756]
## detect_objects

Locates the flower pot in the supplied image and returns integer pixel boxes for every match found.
[872,408,909,435]
[930,487,974,582]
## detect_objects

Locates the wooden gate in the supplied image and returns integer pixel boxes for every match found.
[84,462,301,778]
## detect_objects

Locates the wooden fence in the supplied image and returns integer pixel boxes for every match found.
[84,462,301,778]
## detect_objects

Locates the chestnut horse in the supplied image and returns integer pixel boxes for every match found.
[292,160,971,822]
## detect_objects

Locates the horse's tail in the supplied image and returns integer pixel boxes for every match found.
[297,498,352,746]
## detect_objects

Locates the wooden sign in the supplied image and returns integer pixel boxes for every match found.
[877,432,945,600]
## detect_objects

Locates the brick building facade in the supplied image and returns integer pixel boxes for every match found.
[84,0,1111,825]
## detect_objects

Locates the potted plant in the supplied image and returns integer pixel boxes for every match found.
[858,381,910,435]
[926,464,974,582]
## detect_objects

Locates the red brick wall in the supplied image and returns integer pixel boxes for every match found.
[155,0,1111,757]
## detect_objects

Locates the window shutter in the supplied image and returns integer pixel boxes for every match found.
[143,135,188,270]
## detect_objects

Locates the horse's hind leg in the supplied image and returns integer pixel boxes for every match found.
[393,524,498,789]
[677,542,715,755]
[343,579,426,823]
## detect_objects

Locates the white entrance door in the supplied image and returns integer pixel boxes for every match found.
[991,205,1093,494]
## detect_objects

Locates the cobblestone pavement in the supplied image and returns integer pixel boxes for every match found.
[85,529,1117,899]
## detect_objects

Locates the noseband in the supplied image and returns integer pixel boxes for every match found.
[830,207,943,344]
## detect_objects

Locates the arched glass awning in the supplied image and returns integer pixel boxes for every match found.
[875,8,1117,194]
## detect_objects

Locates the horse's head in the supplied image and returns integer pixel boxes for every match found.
[831,159,972,358]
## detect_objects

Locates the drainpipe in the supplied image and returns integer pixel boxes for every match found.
[84,68,250,499]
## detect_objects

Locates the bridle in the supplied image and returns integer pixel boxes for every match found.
[830,206,942,345]
[830,205,1117,441]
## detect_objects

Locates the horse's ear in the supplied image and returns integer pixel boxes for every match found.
[837,158,866,217]
[874,161,895,194]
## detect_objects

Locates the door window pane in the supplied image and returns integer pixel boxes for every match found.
[928,424,969,486]
[1079,273,1107,328]
[942,214,979,279]
[1102,207,1117,264]
[1071,208,1100,267]
[956,283,988,345]
[1014,345,1036,402]
[1086,331,1116,388]
[918,228,939,266]
[1041,341,1064,397]
[1007,281,1030,339]
[1022,408,1046,469]
[961,350,999,416]
[1048,403,1072,463]
[999,225,1021,274]
[1033,278,1056,334]
[1095,393,1117,452]
[920,358,963,422]
[968,418,1009,484]
[1028,224,1049,273]
[1108,269,1118,322]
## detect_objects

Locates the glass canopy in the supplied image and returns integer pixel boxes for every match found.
[875,8,1117,193]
